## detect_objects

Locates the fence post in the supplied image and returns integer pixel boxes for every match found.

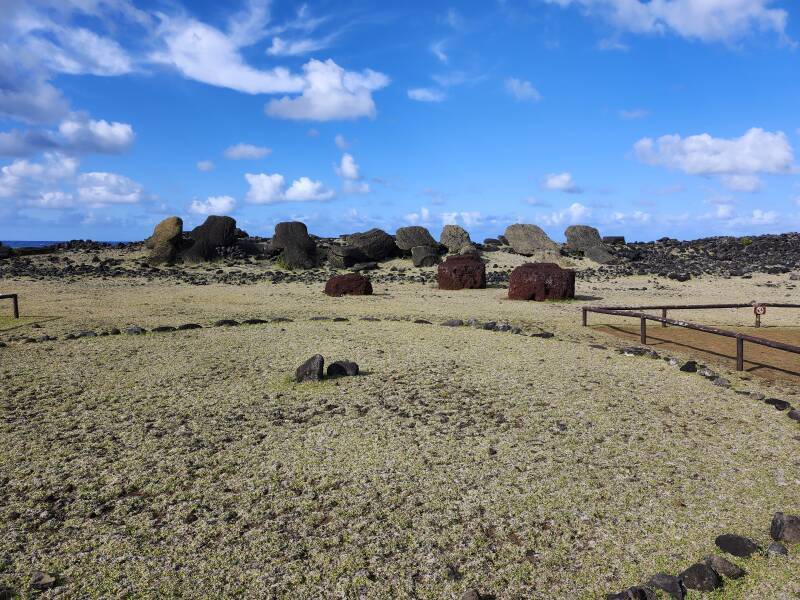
[661,307,667,328]
[12,294,18,319]
[640,316,647,344]
[736,336,744,371]
[582,307,587,326]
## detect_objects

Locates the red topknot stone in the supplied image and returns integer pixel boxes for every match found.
[508,262,575,301]
[437,255,486,290]
[324,273,373,297]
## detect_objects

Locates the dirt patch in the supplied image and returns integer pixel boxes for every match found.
[597,324,800,384]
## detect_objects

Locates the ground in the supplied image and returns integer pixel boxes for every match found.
[1,249,799,599]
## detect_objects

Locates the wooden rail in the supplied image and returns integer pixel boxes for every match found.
[0,294,19,318]
[582,303,800,371]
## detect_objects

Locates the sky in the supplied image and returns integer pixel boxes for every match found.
[1,0,800,243]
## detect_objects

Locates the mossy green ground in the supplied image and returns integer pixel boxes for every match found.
[1,262,799,598]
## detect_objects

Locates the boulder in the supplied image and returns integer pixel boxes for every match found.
[714,534,760,557]
[147,216,183,265]
[324,273,373,297]
[565,225,615,264]
[346,228,398,261]
[603,235,626,245]
[327,360,359,377]
[296,355,324,383]
[437,255,486,290]
[396,226,436,252]
[508,263,575,301]
[771,512,800,543]
[679,563,721,592]
[411,245,440,267]
[271,221,317,269]
[504,223,560,256]
[328,245,365,269]
[440,224,472,253]
[646,573,685,599]
[459,244,481,258]
[182,215,237,262]
[605,587,656,600]
[704,556,745,579]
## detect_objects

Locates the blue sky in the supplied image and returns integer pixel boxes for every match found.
[1,0,799,242]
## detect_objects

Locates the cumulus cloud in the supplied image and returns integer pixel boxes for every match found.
[265,59,389,121]
[505,78,542,102]
[77,172,144,205]
[0,152,78,200]
[0,113,135,157]
[190,195,236,215]
[543,0,788,43]
[197,160,215,171]
[541,172,582,193]
[224,143,271,160]
[634,128,794,183]
[245,172,333,204]
[335,153,369,194]
[408,88,446,102]
[538,202,592,226]
[720,174,762,192]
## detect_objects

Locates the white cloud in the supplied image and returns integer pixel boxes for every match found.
[190,195,236,215]
[245,172,333,203]
[77,171,144,205]
[404,206,432,225]
[266,35,334,56]
[408,88,446,102]
[265,59,389,121]
[0,152,78,199]
[285,176,334,201]
[336,153,360,180]
[619,108,649,119]
[542,172,582,193]
[343,180,370,194]
[431,39,448,64]
[335,134,348,149]
[726,208,779,226]
[608,209,652,224]
[197,160,215,171]
[543,0,788,43]
[720,174,762,192]
[634,128,794,178]
[505,78,542,102]
[538,202,592,226]
[441,211,483,227]
[24,25,133,77]
[224,143,271,160]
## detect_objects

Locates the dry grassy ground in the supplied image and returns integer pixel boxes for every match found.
[1,252,799,599]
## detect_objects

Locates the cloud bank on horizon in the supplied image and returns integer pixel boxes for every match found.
[0,0,799,242]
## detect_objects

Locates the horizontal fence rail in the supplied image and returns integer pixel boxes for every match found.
[0,294,19,319]
[582,302,800,372]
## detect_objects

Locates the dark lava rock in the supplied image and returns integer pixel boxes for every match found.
[177,323,202,330]
[605,587,656,600]
[346,228,398,261]
[296,354,324,383]
[324,273,373,297]
[715,533,760,557]
[508,263,575,301]
[765,397,791,411]
[271,221,317,269]
[0,242,11,259]
[437,255,486,290]
[411,245,440,267]
[767,542,788,556]
[531,331,554,338]
[214,319,240,327]
[183,215,237,262]
[646,573,685,599]
[788,409,800,421]
[771,512,800,543]
[146,216,183,265]
[351,261,378,271]
[241,319,268,325]
[395,225,436,252]
[704,555,745,579]
[679,360,698,372]
[565,224,615,264]
[603,235,626,245]
[414,319,432,324]
[327,360,359,377]
[126,326,146,335]
[679,563,722,591]
[151,325,176,333]
[442,319,464,327]
[328,245,365,269]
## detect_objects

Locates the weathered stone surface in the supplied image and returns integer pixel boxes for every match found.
[459,244,480,257]
[296,354,324,382]
[440,224,472,253]
[603,235,626,244]
[704,555,745,579]
[504,223,560,256]
[324,273,373,297]
[437,255,486,290]
[584,245,616,264]
[765,397,791,411]
[182,215,237,262]
[771,512,800,543]
[346,228,398,261]
[646,573,685,599]
[565,224,603,250]
[396,226,436,251]
[788,408,800,421]
[411,245,440,267]
[328,245,365,269]
[679,563,722,591]
[271,221,317,269]
[327,360,359,377]
[715,533,760,557]
[767,542,788,556]
[147,216,183,265]
[508,263,575,301]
